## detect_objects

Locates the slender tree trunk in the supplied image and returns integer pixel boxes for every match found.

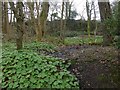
[117,1,120,59]
[68,1,73,19]
[93,1,97,39]
[3,2,9,34]
[0,1,2,84]
[86,0,91,38]
[27,2,39,40]
[10,9,12,24]
[60,1,65,43]
[64,0,69,31]
[27,1,49,42]
[0,1,2,40]
[98,0,113,46]
[36,2,42,42]
[66,1,69,19]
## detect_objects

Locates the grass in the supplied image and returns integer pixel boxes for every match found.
[64,36,103,45]
[43,35,103,45]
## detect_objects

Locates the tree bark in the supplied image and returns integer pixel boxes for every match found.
[38,1,49,41]
[16,2,24,50]
[93,1,97,38]
[98,0,113,46]
[27,2,39,40]
[9,1,24,50]
[60,1,65,43]
[86,0,93,38]
[117,1,120,59]
[3,2,9,34]
[117,1,120,38]
[0,1,2,84]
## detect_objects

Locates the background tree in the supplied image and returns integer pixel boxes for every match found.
[27,1,40,41]
[60,1,65,43]
[93,1,97,38]
[0,1,2,84]
[117,1,120,33]
[70,9,78,19]
[3,2,9,34]
[68,0,74,19]
[86,0,94,38]
[98,0,113,46]
[0,1,2,38]
[117,1,120,58]
[27,1,49,41]
[39,1,49,41]
[50,2,60,21]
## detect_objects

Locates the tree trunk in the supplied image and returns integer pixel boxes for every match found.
[93,2,97,38]
[38,1,49,41]
[27,2,39,40]
[98,0,113,46]
[27,1,49,42]
[86,0,92,38]
[0,1,2,84]
[68,1,73,19]
[60,1,65,43]
[16,2,24,50]
[117,1,120,39]
[3,2,9,34]
[9,1,24,50]
[117,1,120,59]
[0,2,2,40]
[65,1,69,31]
[66,0,69,19]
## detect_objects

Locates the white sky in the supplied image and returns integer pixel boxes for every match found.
[73,0,116,20]
[7,0,117,21]
[48,0,117,20]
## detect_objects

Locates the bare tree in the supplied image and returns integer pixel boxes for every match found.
[0,2,2,84]
[39,1,49,41]
[50,2,60,21]
[9,1,24,50]
[65,0,69,19]
[27,2,39,40]
[93,1,97,38]
[3,2,9,34]
[0,1,2,37]
[27,0,49,41]
[117,1,120,59]
[86,0,94,37]
[60,1,65,43]
[68,0,73,19]
[117,1,120,36]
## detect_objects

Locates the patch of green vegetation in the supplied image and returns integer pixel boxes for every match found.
[24,42,57,52]
[64,36,103,45]
[2,42,16,51]
[2,44,79,88]
[2,41,57,52]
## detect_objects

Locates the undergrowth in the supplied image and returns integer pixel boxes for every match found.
[24,42,57,52]
[2,42,79,88]
[64,36,103,45]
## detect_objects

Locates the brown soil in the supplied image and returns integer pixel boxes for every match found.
[37,45,120,89]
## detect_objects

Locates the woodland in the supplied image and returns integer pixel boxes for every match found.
[1,0,120,89]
